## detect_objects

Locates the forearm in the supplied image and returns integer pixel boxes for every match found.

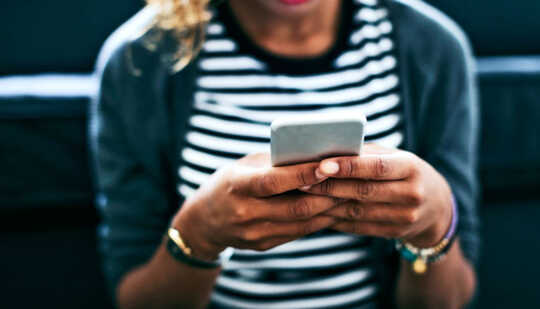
[396,239,476,309]
[116,239,221,309]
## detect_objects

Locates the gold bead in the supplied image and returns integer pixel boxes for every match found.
[413,257,427,274]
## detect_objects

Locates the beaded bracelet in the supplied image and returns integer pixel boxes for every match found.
[395,195,458,274]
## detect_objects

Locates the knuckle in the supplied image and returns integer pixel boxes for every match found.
[241,229,261,242]
[295,169,311,187]
[403,209,419,224]
[223,174,240,195]
[374,157,390,178]
[344,159,356,177]
[320,179,334,194]
[259,174,279,195]
[302,220,315,235]
[355,181,375,201]
[289,198,311,219]
[407,183,425,205]
[232,205,250,223]
[346,204,363,220]
[228,181,242,195]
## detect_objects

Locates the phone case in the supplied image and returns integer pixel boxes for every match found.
[270,113,366,166]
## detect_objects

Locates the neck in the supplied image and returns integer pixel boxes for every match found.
[227,0,342,58]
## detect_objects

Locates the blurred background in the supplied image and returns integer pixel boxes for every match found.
[1,0,539,308]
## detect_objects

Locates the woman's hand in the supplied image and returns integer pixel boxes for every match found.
[301,144,453,248]
[172,153,342,261]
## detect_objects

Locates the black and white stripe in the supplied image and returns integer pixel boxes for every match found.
[177,0,402,307]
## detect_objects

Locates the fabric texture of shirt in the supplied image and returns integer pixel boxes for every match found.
[90,0,480,307]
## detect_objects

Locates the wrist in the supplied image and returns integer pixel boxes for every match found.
[173,205,224,262]
[407,222,448,248]
[397,192,458,274]
[406,195,453,248]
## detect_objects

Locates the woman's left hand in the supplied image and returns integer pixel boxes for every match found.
[300,144,453,248]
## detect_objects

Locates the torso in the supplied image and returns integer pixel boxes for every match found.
[177,0,403,307]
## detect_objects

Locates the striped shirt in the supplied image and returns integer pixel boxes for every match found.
[177,0,403,307]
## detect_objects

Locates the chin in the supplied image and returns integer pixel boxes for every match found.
[253,0,323,18]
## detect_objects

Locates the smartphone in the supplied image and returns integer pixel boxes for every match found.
[270,112,366,167]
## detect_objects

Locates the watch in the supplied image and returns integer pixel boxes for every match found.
[166,227,234,269]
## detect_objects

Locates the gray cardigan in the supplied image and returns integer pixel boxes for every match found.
[90,0,480,304]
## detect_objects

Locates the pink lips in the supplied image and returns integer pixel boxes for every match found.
[279,0,310,5]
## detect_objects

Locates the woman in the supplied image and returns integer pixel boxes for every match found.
[91,0,479,308]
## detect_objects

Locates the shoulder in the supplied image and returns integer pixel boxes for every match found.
[94,5,173,93]
[95,6,158,75]
[91,7,177,169]
[386,0,474,70]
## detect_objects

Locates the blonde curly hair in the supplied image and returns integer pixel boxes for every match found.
[145,0,213,71]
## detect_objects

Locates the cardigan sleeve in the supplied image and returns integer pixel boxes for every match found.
[89,42,174,300]
[392,0,481,265]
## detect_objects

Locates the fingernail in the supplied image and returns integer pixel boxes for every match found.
[300,185,312,191]
[315,168,326,180]
[321,161,340,175]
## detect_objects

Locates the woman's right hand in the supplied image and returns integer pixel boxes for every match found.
[171,153,343,261]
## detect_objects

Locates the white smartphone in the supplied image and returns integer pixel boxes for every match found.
[270,112,367,167]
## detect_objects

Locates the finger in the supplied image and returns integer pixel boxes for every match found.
[332,221,410,239]
[303,179,417,204]
[234,237,298,251]
[238,215,336,243]
[252,193,345,221]
[237,162,327,197]
[325,201,419,225]
[232,236,297,252]
[318,153,416,180]
[254,236,298,252]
